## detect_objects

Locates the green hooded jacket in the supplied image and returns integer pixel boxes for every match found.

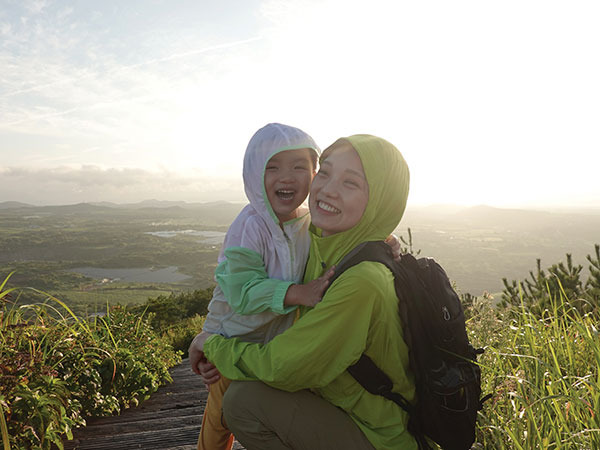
[204,134,417,449]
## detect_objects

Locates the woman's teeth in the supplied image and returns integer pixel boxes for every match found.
[318,201,340,214]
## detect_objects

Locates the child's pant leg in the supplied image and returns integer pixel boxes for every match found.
[197,376,234,450]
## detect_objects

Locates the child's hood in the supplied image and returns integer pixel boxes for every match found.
[243,123,320,226]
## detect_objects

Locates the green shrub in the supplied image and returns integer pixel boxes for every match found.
[162,315,206,354]
[501,244,600,315]
[130,287,213,332]
[0,275,181,450]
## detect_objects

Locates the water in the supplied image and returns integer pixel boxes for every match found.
[70,266,191,283]
[145,230,225,245]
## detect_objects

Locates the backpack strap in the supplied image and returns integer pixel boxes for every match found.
[331,241,433,450]
[347,354,414,414]
[329,241,395,285]
[348,354,432,450]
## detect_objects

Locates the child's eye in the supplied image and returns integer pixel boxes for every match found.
[266,166,277,171]
[345,179,360,188]
[295,165,308,171]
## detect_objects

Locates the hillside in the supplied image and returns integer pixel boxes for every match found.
[400,204,600,294]
[1,201,599,308]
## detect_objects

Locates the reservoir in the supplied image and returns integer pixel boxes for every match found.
[70,266,191,283]
[145,230,226,245]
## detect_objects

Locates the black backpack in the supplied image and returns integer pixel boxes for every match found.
[328,240,486,450]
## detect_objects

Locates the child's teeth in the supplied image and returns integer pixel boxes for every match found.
[277,190,294,199]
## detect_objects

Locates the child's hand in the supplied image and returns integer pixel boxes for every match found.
[198,358,221,388]
[188,331,213,375]
[284,267,335,307]
[385,233,402,261]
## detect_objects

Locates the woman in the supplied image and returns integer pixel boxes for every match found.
[202,135,416,449]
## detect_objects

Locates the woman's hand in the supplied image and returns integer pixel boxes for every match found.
[283,267,335,307]
[385,233,402,261]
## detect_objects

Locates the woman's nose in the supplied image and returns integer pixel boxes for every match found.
[320,178,339,197]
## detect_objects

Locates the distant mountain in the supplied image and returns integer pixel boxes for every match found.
[89,201,120,208]
[0,201,34,209]
[123,199,190,209]
[0,200,245,225]
[37,203,114,214]
[88,199,236,210]
[455,204,555,224]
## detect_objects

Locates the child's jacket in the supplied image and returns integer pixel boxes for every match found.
[205,135,417,449]
[202,123,320,343]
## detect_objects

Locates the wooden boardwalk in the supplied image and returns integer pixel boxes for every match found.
[63,359,244,450]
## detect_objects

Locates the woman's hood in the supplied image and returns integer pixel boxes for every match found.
[309,134,410,267]
[243,123,320,226]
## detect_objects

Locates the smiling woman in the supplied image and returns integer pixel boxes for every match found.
[309,140,369,236]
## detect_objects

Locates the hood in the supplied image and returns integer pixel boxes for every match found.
[308,134,410,268]
[243,123,320,227]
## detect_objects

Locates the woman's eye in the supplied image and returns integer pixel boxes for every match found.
[295,165,308,171]
[266,166,277,171]
[345,180,360,188]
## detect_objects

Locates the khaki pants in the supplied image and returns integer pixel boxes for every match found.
[222,381,375,450]
[197,376,234,450]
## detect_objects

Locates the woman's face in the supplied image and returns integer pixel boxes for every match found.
[309,144,369,236]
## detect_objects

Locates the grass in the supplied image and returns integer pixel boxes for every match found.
[0,274,181,450]
[470,290,600,448]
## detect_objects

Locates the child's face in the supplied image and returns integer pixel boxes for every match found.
[264,148,316,224]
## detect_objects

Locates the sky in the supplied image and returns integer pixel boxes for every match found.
[1,0,599,208]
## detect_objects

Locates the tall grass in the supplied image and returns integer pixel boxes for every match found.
[470,289,600,449]
[0,273,181,450]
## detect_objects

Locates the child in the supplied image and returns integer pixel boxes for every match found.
[189,123,331,450]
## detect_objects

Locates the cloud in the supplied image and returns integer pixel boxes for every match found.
[25,0,49,15]
[1,36,262,99]
[0,1,265,174]
[0,165,245,205]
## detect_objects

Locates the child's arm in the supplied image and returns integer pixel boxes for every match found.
[217,247,333,315]
[216,246,297,315]
[283,267,334,307]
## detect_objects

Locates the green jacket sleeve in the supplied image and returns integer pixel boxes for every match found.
[215,246,297,316]
[204,264,380,392]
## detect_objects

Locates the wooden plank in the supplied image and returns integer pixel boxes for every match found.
[71,414,201,437]
[79,406,205,427]
[62,359,246,450]
[65,424,201,450]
